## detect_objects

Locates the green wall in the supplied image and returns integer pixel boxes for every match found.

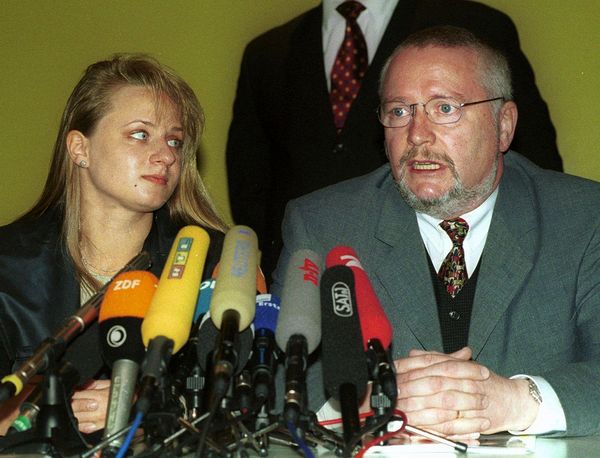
[1,1,598,226]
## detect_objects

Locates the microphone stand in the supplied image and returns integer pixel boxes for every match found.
[0,357,88,457]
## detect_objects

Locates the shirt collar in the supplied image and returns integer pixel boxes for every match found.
[323,0,399,28]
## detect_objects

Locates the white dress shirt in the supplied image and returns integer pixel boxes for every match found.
[322,0,399,90]
[416,189,566,434]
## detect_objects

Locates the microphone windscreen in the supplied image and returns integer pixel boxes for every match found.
[196,312,254,374]
[320,265,368,400]
[211,262,267,295]
[142,225,210,353]
[99,271,158,322]
[275,249,322,354]
[194,277,215,323]
[98,270,158,367]
[326,246,393,349]
[99,271,158,367]
[210,226,258,330]
[254,294,280,333]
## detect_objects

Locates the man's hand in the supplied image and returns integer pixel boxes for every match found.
[71,379,111,433]
[394,347,538,437]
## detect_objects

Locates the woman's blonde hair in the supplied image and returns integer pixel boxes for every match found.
[22,53,227,289]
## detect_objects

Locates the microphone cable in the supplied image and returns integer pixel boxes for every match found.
[114,411,144,458]
[194,398,220,458]
[287,421,315,458]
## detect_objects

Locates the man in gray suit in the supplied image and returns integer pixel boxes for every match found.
[272,26,600,437]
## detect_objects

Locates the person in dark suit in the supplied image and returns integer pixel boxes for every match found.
[272,26,600,437]
[227,0,562,282]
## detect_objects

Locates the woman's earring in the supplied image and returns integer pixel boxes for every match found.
[79,160,87,168]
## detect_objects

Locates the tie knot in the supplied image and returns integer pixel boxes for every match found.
[440,218,469,244]
[337,1,365,21]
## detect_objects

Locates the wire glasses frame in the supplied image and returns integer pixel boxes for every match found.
[377,96,504,128]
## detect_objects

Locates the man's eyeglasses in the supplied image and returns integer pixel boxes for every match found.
[377,96,504,128]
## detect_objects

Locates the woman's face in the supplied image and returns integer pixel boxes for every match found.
[75,85,184,214]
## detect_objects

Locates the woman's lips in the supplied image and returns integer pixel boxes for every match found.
[142,175,168,185]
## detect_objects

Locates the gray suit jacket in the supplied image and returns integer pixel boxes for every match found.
[272,151,600,436]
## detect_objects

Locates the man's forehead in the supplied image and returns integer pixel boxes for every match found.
[391,45,478,71]
[383,45,481,98]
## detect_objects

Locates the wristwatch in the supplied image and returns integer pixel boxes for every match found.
[527,379,543,405]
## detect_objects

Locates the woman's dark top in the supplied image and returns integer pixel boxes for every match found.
[0,206,224,379]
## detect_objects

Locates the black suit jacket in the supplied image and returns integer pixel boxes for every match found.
[226,0,562,280]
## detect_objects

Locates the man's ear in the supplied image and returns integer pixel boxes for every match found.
[66,130,90,167]
[498,101,518,153]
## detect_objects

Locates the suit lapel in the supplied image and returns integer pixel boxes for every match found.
[370,0,417,70]
[372,184,444,351]
[469,163,537,359]
[287,6,336,137]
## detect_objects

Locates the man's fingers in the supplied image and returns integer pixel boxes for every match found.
[397,358,489,382]
[395,352,488,380]
[403,407,463,426]
[397,388,488,412]
[408,347,472,361]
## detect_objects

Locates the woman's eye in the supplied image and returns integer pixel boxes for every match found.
[167,138,183,148]
[131,131,148,140]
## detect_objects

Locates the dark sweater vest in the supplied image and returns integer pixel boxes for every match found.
[428,258,481,353]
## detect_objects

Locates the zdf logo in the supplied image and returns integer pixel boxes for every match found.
[112,278,142,290]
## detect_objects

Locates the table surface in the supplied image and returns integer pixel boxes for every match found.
[260,435,600,457]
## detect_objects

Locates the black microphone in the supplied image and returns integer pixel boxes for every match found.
[195,312,255,377]
[326,246,396,402]
[195,312,255,415]
[249,294,280,408]
[274,249,323,426]
[0,252,151,403]
[320,265,369,446]
[98,270,158,454]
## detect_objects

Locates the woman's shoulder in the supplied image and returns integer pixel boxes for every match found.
[0,209,62,255]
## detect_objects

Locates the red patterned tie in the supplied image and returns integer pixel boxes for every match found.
[330,1,368,133]
[438,219,470,298]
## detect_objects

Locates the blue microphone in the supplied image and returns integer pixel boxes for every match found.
[194,277,216,323]
[249,294,281,403]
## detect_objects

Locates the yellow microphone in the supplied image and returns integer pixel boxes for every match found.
[210,225,258,330]
[208,225,258,405]
[141,225,210,353]
[137,226,210,413]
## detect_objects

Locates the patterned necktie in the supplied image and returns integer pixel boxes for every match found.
[330,1,368,133]
[438,218,470,298]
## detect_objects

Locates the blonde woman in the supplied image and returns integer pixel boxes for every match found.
[0,54,226,434]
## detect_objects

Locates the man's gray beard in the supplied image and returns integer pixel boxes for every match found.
[393,151,499,219]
